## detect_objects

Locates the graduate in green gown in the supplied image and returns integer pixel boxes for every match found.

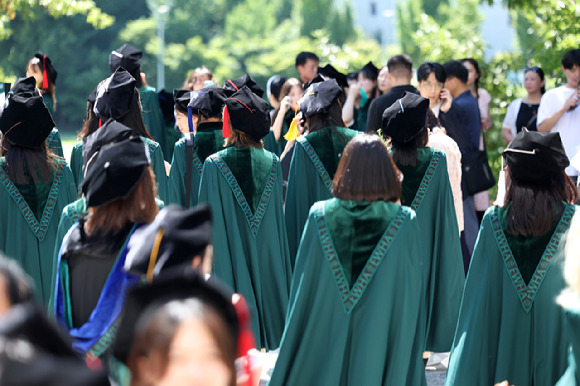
[199,86,292,350]
[110,44,170,161]
[285,79,359,263]
[270,134,427,386]
[169,87,226,208]
[382,92,464,352]
[0,83,76,305]
[69,69,168,201]
[445,129,577,385]
[342,61,380,132]
[55,136,158,366]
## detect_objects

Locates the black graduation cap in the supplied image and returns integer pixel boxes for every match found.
[360,61,379,79]
[0,93,54,149]
[81,137,150,207]
[299,79,343,117]
[503,129,569,184]
[93,67,136,121]
[173,89,191,114]
[318,64,348,89]
[0,302,110,386]
[266,75,288,101]
[224,86,270,141]
[87,87,97,104]
[223,74,264,98]
[33,51,58,88]
[157,89,175,125]
[10,77,39,97]
[109,44,142,74]
[381,92,429,143]
[188,86,227,118]
[112,268,238,364]
[302,74,325,91]
[124,204,213,279]
[82,118,133,176]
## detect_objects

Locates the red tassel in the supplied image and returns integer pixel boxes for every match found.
[99,118,102,128]
[232,294,256,386]
[42,56,48,89]
[222,106,231,138]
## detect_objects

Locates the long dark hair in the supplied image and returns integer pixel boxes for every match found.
[0,138,58,185]
[390,128,429,167]
[504,169,578,237]
[461,58,481,98]
[305,100,346,133]
[77,100,99,140]
[333,134,401,202]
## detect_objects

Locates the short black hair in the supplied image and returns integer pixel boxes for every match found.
[443,60,468,84]
[295,52,319,68]
[387,54,413,76]
[562,49,580,70]
[417,62,446,83]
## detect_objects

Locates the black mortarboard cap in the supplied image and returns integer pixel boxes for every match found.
[157,89,175,125]
[302,74,325,91]
[381,92,429,143]
[87,87,97,104]
[266,75,288,101]
[93,67,136,121]
[82,118,133,176]
[112,269,237,364]
[360,61,379,79]
[10,77,38,97]
[188,86,227,118]
[224,86,270,141]
[223,74,264,98]
[0,93,54,149]
[109,44,142,74]
[299,79,343,117]
[173,89,191,114]
[318,64,348,89]
[0,302,110,386]
[503,129,569,184]
[81,137,150,207]
[33,51,58,87]
[124,204,212,278]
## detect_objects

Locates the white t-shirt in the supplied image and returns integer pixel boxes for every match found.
[537,86,580,176]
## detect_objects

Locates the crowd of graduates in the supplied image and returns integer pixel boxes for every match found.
[0,43,579,386]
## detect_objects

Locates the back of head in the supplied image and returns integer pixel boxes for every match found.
[333,134,401,202]
[295,51,319,68]
[387,54,413,79]
[443,60,468,84]
[417,62,446,83]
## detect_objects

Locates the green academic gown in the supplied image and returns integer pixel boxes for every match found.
[139,85,170,161]
[46,128,64,157]
[68,137,168,201]
[395,148,464,352]
[168,122,224,207]
[556,297,580,386]
[263,110,293,157]
[0,158,76,304]
[445,203,575,385]
[285,126,359,264]
[269,199,427,386]
[198,147,292,350]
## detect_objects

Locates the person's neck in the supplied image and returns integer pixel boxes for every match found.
[389,78,411,88]
[524,91,542,104]
[452,84,470,98]
[430,99,441,108]
[565,79,578,89]
[468,85,477,98]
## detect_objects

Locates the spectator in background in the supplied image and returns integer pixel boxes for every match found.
[266,75,288,113]
[365,54,418,135]
[502,66,545,142]
[342,61,380,132]
[295,51,319,85]
[377,65,391,95]
[182,66,215,91]
[439,60,480,274]
[538,48,580,181]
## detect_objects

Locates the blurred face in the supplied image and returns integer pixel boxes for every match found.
[523,70,544,95]
[287,85,303,111]
[156,317,231,386]
[358,73,377,95]
[26,63,43,88]
[444,77,459,97]
[563,64,580,87]
[175,109,193,134]
[193,74,212,91]
[462,60,478,87]
[377,67,391,93]
[418,72,444,107]
[297,59,319,83]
